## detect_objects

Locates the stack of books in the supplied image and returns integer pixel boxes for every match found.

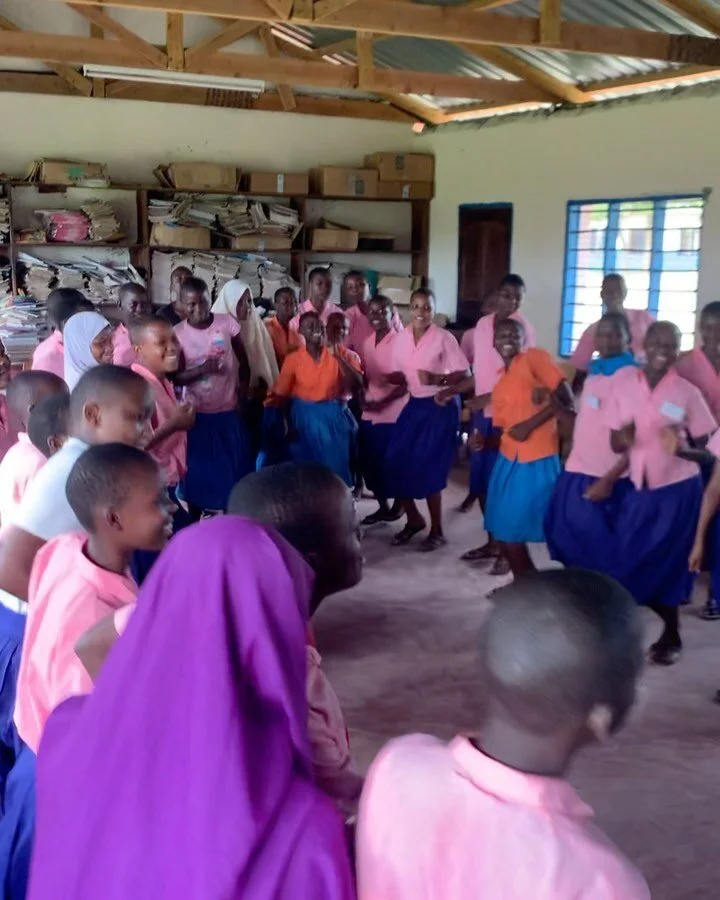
[0,198,9,244]
[148,195,301,242]
[82,200,125,243]
[0,295,49,363]
[19,252,143,305]
[34,209,90,243]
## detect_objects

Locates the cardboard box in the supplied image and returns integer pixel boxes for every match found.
[26,158,110,187]
[244,172,309,195]
[231,234,294,252]
[377,180,434,200]
[311,167,378,198]
[310,228,359,252]
[155,162,238,192]
[365,153,435,183]
[376,274,422,307]
[150,223,211,250]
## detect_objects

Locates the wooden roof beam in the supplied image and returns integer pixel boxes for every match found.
[540,0,562,46]
[356,30,373,90]
[314,0,362,20]
[54,0,720,65]
[68,5,168,67]
[166,12,184,69]
[185,20,261,64]
[655,0,720,36]
[259,23,296,110]
[264,0,293,17]
[586,64,720,94]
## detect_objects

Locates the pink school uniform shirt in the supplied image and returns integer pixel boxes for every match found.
[113,323,136,367]
[675,347,720,422]
[15,531,137,752]
[472,311,536,416]
[32,330,65,379]
[460,329,475,367]
[174,314,241,414]
[346,305,403,359]
[289,298,343,333]
[571,308,655,371]
[357,734,650,900]
[0,434,47,528]
[0,395,17,464]
[131,363,187,486]
[361,331,409,425]
[392,324,469,399]
[604,366,716,490]
[565,374,628,479]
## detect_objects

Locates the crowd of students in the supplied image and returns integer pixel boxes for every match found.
[0,261,717,897]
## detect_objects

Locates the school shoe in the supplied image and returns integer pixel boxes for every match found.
[699,598,720,621]
[418,534,448,553]
[648,638,682,666]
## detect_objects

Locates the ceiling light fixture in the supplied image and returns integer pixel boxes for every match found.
[83,65,265,95]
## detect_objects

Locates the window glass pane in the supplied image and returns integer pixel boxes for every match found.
[617,204,654,232]
[575,248,605,269]
[576,204,609,231]
[659,270,698,292]
[615,250,652,270]
[625,290,650,310]
[615,229,652,252]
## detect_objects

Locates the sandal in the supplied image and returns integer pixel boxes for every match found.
[700,599,720,621]
[489,555,511,576]
[418,534,448,553]
[460,544,498,562]
[391,522,426,546]
[362,509,390,526]
[648,639,682,666]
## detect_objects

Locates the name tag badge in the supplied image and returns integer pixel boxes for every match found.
[584,394,600,410]
[660,401,685,422]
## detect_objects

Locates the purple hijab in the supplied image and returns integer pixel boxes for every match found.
[28,517,355,900]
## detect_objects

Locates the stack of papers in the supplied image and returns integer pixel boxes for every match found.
[0,296,49,363]
[249,203,300,236]
[19,252,144,306]
[0,260,12,308]
[148,195,301,241]
[0,198,9,244]
[82,200,125,243]
[35,209,90,243]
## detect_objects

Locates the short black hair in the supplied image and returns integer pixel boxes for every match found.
[308,266,330,283]
[494,315,525,339]
[500,273,526,290]
[118,282,146,300]
[369,293,394,310]
[179,276,208,297]
[128,314,171,345]
[411,287,435,305]
[66,443,159,532]
[343,270,367,283]
[701,301,720,319]
[46,288,90,330]
[228,463,346,558]
[298,310,321,329]
[27,394,70,458]
[69,365,148,424]
[6,370,66,421]
[274,286,296,302]
[598,311,632,341]
[646,320,681,345]
[479,569,642,735]
[603,272,626,284]
[170,265,192,281]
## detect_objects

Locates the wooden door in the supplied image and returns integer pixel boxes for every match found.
[457,204,513,327]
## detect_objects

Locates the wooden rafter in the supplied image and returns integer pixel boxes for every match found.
[0,12,92,96]
[655,0,720,36]
[540,0,562,46]
[185,20,260,64]
[461,0,519,9]
[52,0,720,65]
[355,30,373,90]
[585,64,720,95]
[314,0,361,20]
[377,92,445,126]
[438,99,548,123]
[263,0,293,18]
[68,4,168,67]
[259,23,296,110]
[166,12,184,70]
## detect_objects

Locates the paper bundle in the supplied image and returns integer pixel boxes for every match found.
[0,198,9,243]
[82,200,125,242]
[35,209,90,243]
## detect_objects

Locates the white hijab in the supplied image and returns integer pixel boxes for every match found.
[64,310,111,390]
[211,280,279,389]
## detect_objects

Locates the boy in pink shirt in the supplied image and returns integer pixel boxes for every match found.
[357,568,649,900]
[113,283,151,368]
[606,321,716,665]
[16,443,172,752]
[0,371,68,529]
[31,289,92,380]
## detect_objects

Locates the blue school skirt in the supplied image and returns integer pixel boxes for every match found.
[384,396,460,499]
[485,453,561,543]
[0,746,35,900]
[469,410,501,496]
[545,471,633,571]
[358,420,395,499]
[257,407,290,470]
[612,476,702,608]
[289,399,357,488]
[0,606,25,792]
[182,410,253,511]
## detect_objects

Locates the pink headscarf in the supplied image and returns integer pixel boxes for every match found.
[29,517,354,900]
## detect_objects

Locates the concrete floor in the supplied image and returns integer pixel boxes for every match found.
[314,477,720,900]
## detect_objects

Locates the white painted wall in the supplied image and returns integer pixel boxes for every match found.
[0,93,415,183]
[422,92,720,351]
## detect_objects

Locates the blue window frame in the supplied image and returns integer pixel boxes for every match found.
[559,194,706,357]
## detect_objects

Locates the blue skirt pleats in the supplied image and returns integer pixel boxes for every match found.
[257,406,291,470]
[485,453,562,543]
[469,410,501,496]
[289,399,357,488]
[182,410,254,511]
[612,476,702,608]
[545,472,633,570]
[0,746,35,900]
[385,396,460,499]
[359,420,395,499]
[0,607,24,793]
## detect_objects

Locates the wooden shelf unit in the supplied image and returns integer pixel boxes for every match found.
[1,181,431,297]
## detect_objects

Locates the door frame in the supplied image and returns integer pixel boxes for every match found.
[456,202,514,322]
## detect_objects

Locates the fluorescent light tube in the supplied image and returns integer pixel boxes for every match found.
[83,65,264,94]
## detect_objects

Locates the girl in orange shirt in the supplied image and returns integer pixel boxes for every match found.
[481,318,573,579]
[265,312,362,486]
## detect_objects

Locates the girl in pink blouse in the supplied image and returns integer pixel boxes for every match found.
[384,289,470,552]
